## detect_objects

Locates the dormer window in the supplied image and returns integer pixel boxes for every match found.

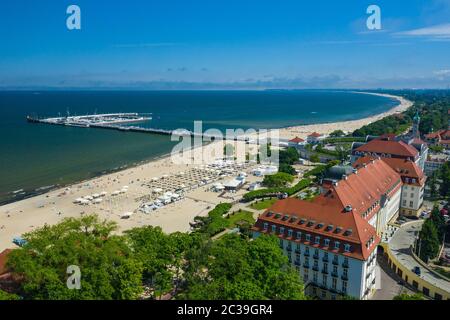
[324,239,330,247]
[344,244,351,252]
[315,236,320,244]
[279,227,285,234]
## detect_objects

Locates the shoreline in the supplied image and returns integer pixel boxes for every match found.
[276,92,412,140]
[0,92,413,251]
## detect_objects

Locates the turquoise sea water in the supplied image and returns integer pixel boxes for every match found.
[0,90,397,203]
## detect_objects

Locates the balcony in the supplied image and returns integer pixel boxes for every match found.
[331,271,338,278]
[303,262,310,268]
[295,248,301,254]
[341,274,349,281]
[332,259,339,266]
[342,261,349,268]
[287,246,292,252]
[313,265,319,271]
[322,256,329,262]
[304,251,310,257]
[294,260,301,266]
[313,253,319,260]
[321,268,329,274]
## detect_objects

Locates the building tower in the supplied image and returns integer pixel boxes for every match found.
[412,110,420,138]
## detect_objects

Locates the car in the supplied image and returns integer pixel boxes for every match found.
[413,266,421,276]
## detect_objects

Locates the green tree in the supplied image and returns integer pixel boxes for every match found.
[124,226,195,296]
[309,154,320,163]
[6,215,144,300]
[417,219,440,262]
[430,205,446,242]
[179,234,305,300]
[279,163,296,175]
[263,172,295,188]
[329,130,345,137]
[393,293,424,300]
[0,289,20,300]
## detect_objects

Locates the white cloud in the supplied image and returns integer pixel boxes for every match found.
[395,23,450,39]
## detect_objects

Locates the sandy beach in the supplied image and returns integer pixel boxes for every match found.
[0,92,413,251]
[277,92,413,140]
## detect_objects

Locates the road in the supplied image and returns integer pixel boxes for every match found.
[389,220,450,294]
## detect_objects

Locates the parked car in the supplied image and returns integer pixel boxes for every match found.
[413,266,421,276]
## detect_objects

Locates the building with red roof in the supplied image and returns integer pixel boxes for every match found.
[306,132,325,144]
[288,136,306,148]
[354,156,425,216]
[252,158,402,300]
[424,129,450,149]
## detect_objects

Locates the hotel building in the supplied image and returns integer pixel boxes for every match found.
[252,159,402,299]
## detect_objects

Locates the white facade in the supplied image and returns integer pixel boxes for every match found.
[252,233,378,300]
[400,183,424,216]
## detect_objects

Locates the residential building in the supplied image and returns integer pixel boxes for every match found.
[307,132,325,144]
[424,153,449,176]
[288,136,306,148]
[424,130,450,149]
[354,156,426,217]
[351,136,427,170]
[252,158,402,299]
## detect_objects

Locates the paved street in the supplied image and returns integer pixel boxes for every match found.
[371,255,414,300]
[389,220,450,294]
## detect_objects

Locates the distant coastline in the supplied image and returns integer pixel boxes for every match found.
[277,92,412,139]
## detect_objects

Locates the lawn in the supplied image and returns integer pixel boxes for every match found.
[248,198,277,210]
[226,210,256,227]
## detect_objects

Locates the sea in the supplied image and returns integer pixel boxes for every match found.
[0,90,398,204]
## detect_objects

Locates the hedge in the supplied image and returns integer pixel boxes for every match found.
[242,178,311,202]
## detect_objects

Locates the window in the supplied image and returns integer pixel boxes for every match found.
[313,271,318,283]
[333,255,339,264]
[306,234,311,242]
[334,241,340,250]
[409,201,413,207]
[315,236,320,244]
[332,277,337,290]
[314,260,319,268]
[342,280,347,294]
[305,247,310,254]
[343,268,348,278]
[271,225,276,232]
[324,239,330,246]
[344,244,351,252]
[303,269,309,281]
[279,227,285,234]
[402,200,407,206]
[322,274,328,286]
[410,193,414,198]
[296,231,302,239]
[323,262,328,272]
[321,290,326,298]
[333,265,338,273]
[263,222,268,230]
[288,229,293,237]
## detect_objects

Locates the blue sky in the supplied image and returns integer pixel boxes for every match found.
[0,0,449,89]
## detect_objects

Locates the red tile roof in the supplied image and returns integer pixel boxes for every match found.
[253,159,400,260]
[354,156,425,186]
[308,132,322,138]
[0,249,12,275]
[354,139,418,158]
[289,136,305,143]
